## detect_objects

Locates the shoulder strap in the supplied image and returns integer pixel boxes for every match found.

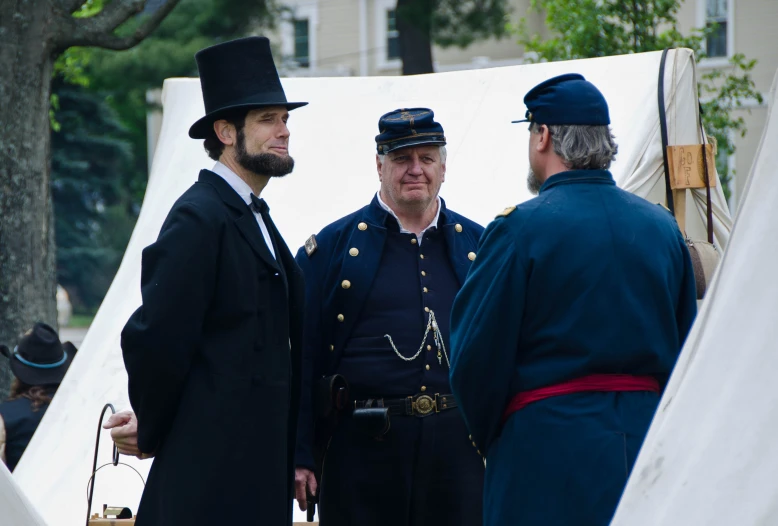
[698,103,715,244]
[658,48,674,216]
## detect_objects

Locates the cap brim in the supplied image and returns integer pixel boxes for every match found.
[381,138,447,154]
[188,101,309,139]
[511,119,530,124]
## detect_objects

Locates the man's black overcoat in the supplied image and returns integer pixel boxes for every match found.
[121,169,304,526]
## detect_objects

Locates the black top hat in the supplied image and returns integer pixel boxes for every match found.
[188,36,308,139]
[0,322,76,386]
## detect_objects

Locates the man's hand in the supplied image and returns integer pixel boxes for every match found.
[294,467,318,512]
[102,410,153,460]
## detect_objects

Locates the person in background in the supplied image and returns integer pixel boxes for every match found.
[0,322,77,471]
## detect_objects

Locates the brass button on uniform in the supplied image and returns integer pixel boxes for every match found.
[349,248,359,257]
[341,280,351,289]
[425,364,430,371]
[329,344,335,352]
[421,270,426,276]
[337,314,345,322]
[358,222,367,231]
[427,345,432,351]
[420,386,427,392]
[411,238,417,244]
[469,435,473,440]
[468,252,476,261]
[455,224,463,233]
[423,287,428,293]
[472,441,477,448]
[424,307,430,313]
[420,254,425,259]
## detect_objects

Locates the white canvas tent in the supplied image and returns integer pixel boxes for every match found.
[0,462,47,526]
[610,71,778,526]
[14,48,732,526]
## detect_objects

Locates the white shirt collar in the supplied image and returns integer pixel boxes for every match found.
[211,162,254,205]
[376,192,441,243]
[211,162,277,259]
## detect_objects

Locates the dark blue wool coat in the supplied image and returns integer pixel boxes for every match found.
[450,169,697,526]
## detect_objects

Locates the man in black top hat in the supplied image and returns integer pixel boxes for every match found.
[108,36,307,526]
[293,108,486,525]
[0,322,77,471]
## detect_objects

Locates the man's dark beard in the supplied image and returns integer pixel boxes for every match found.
[235,128,294,178]
[527,168,542,195]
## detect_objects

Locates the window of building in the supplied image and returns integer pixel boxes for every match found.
[294,18,310,68]
[705,0,727,58]
[387,9,400,60]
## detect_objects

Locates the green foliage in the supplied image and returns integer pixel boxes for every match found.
[51,83,136,312]
[71,0,106,18]
[50,0,104,90]
[432,0,512,48]
[49,94,61,132]
[517,0,763,200]
[53,47,92,88]
[698,53,763,192]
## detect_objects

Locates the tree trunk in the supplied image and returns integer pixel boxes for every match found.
[0,2,60,398]
[397,0,434,75]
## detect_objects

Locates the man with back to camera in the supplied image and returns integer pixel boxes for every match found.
[293,108,486,525]
[449,74,698,526]
[106,36,307,526]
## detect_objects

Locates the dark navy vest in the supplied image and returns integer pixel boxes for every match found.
[336,217,460,399]
[0,396,51,471]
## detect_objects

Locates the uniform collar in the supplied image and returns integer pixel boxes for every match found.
[375,192,442,239]
[540,169,615,193]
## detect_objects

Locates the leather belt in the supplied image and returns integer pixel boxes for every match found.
[354,393,457,417]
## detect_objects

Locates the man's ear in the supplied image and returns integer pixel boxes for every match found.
[376,154,383,181]
[536,125,552,153]
[214,120,236,146]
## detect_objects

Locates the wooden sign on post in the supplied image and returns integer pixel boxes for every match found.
[666,144,717,190]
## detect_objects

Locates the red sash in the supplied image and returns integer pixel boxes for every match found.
[502,374,660,423]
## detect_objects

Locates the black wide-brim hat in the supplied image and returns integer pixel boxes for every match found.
[0,322,76,386]
[189,36,308,139]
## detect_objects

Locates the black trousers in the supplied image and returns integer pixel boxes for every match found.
[319,408,484,526]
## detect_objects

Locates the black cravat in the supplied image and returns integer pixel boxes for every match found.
[249,193,279,262]
[249,194,269,215]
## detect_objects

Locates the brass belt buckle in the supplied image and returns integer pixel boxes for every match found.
[413,394,438,415]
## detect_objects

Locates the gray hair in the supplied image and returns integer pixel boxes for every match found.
[378,145,447,164]
[530,122,618,170]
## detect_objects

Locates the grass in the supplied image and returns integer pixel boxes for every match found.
[67,314,94,328]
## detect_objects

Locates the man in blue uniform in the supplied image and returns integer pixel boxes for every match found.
[449,74,698,526]
[294,108,485,525]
